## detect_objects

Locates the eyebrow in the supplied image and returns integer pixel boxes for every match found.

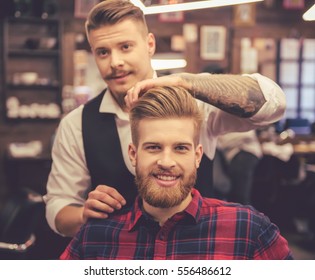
[142,142,193,146]
[93,39,135,51]
[174,142,193,146]
[142,142,159,146]
[94,46,108,52]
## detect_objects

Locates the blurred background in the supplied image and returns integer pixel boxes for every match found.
[1,0,315,259]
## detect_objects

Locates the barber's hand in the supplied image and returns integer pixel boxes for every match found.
[125,74,186,109]
[82,185,126,223]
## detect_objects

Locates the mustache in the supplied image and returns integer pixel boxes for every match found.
[150,168,181,177]
[105,70,130,80]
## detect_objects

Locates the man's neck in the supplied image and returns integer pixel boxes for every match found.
[142,192,193,226]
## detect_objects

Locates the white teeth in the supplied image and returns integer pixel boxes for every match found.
[156,175,176,181]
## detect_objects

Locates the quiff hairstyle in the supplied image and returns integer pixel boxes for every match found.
[129,86,204,146]
[85,0,148,41]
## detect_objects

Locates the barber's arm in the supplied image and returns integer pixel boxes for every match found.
[55,186,126,237]
[55,205,84,237]
[125,72,285,121]
[44,109,125,237]
[178,73,266,118]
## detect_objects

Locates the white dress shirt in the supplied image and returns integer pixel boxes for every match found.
[217,130,263,163]
[44,73,286,233]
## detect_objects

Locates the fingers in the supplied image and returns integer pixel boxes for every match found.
[125,84,143,108]
[82,185,126,222]
[94,185,126,208]
[124,87,135,109]
[124,75,184,109]
[82,207,109,224]
[125,79,156,108]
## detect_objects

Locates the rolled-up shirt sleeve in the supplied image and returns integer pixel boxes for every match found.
[199,73,286,160]
[244,73,286,126]
[205,73,286,135]
[43,106,91,234]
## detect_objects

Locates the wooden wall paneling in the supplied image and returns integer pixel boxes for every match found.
[62,32,76,86]
[185,39,199,73]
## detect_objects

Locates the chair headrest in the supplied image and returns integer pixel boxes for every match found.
[0,189,44,244]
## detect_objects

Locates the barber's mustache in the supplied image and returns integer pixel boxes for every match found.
[105,70,130,80]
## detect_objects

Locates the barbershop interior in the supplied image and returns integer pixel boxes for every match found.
[0,0,315,260]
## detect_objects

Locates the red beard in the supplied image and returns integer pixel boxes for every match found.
[135,167,196,208]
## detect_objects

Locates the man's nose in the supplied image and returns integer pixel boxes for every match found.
[157,151,176,169]
[110,51,124,68]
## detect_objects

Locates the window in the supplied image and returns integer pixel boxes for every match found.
[278,38,315,123]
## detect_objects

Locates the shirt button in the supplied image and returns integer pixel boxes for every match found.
[159,233,164,240]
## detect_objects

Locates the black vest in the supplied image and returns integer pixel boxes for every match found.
[82,90,214,208]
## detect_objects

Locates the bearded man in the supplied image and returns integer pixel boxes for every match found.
[60,86,293,260]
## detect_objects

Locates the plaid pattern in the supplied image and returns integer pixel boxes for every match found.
[60,189,293,260]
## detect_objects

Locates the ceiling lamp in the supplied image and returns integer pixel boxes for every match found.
[131,0,264,15]
[151,53,187,70]
[151,58,187,70]
[303,4,315,21]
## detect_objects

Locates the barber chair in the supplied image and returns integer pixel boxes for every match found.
[0,188,44,259]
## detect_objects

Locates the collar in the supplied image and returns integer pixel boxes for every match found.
[99,88,129,121]
[128,188,203,231]
[99,71,158,121]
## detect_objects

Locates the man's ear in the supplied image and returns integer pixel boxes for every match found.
[128,143,137,167]
[195,144,203,169]
[147,33,156,57]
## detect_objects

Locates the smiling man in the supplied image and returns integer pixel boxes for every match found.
[128,86,203,227]
[44,0,287,239]
[60,86,293,260]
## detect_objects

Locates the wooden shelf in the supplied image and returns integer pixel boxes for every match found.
[8,49,59,57]
[7,83,60,90]
[2,17,63,121]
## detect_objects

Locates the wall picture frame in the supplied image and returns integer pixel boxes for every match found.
[200,26,226,60]
[233,3,256,27]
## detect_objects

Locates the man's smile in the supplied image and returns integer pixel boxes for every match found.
[152,172,181,188]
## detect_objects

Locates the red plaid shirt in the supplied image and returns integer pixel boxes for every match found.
[60,189,293,260]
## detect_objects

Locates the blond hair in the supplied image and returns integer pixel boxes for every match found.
[85,0,148,41]
[130,86,204,146]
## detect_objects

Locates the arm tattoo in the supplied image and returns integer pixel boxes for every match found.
[181,73,266,118]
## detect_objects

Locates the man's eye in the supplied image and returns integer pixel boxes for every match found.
[146,145,160,151]
[97,49,108,57]
[122,43,132,51]
[176,146,189,152]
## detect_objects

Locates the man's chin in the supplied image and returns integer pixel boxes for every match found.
[142,187,188,208]
[136,171,196,208]
[144,198,182,209]
[108,85,129,95]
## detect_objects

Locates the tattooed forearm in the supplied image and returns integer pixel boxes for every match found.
[180,73,266,118]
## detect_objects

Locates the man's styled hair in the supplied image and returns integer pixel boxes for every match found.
[129,86,204,146]
[85,0,148,39]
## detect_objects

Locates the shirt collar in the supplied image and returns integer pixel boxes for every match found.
[99,88,129,121]
[128,188,203,231]
[99,72,158,121]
